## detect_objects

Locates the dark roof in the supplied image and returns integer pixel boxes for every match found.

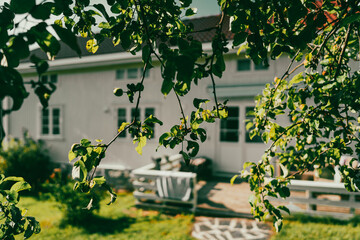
[187,14,233,42]
[27,15,232,61]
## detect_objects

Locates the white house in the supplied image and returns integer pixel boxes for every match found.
[5,15,292,176]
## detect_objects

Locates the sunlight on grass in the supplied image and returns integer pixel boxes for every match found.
[271,214,360,240]
[17,193,195,240]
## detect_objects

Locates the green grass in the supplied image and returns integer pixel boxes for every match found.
[16,193,195,240]
[271,214,360,240]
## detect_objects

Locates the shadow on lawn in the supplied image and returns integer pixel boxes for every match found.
[287,213,360,227]
[60,215,136,234]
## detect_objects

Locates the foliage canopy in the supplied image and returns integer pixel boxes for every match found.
[1,0,360,234]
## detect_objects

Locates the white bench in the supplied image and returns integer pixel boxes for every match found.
[131,155,197,212]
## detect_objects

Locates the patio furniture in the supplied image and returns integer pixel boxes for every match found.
[131,154,197,212]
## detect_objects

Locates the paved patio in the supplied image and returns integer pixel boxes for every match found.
[193,179,273,240]
[195,178,253,217]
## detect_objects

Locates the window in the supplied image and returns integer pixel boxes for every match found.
[220,107,239,142]
[116,69,125,80]
[237,59,251,71]
[41,74,58,84]
[117,108,127,138]
[115,68,150,80]
[254,62,269,70]
[117,107,157,139]
[127,68,138,79]
[237,59,269,72]
[39,106,62,138]
[245,106,263,143]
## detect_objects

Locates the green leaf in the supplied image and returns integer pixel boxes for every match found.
[68,150,77,162]
[118,122,130,132]
[92,176,106,186]
[243,162,255,169]
[185,8,197,16]
[144,115,163,125]
[274,218,283,232]
[230,175,239,185]
[187,140,199,157]
[10,181,31,192]
[86,39,99,54]
[120,30,131,50]
[80,138,91,147]
[159,132,171,145]
[52,24,81,56]
[3,176,25,182]
[279,163,289,178]
[29,23,60,58]
[269,126,276,140]
[93,4,110,21]
[142,44,151,63]
[289,72,304,87]
[278,205,290,214]
[110,3,121,14]
[193,98,209,108]
[197,128,207,142]
[135,136,147,155]
[278,186,290,198]
[72,160,87,181]
[85,198,94,210]
[11,36,30,59]
[10,0,35,14]
[30,55,49,75]
[233,32,248,46]
[161,78,174,96]
[180,151,190,165]
[102,183,117,205]
[341,13,360,26]
[31,2,53,20]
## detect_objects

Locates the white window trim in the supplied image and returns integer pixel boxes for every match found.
[115,67,151,82]
[37,104,64,140]
[114,104,159,141]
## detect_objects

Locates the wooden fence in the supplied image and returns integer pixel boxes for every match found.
[271,179,360,219]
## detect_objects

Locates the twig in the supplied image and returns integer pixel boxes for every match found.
[173,88,187,127]
[334,24,352,79]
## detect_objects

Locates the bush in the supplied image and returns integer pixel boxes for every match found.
[53,182,101,225]
[0,133,53,193]
[43,169,102,225]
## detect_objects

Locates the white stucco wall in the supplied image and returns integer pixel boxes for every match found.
[9,50,296,174]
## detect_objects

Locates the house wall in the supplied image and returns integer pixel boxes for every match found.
[8,51,294,174]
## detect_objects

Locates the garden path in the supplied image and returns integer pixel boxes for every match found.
[191,217,272,240]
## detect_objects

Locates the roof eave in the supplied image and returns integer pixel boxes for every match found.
[18,41,237,74]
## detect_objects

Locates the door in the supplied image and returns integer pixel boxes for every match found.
[215,101,266,174]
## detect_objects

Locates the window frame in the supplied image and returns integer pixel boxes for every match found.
[115,67,150,81]
[219,106,240,143]
[236,59,269,72]
[37,105,64,140]
[116,105,158,141]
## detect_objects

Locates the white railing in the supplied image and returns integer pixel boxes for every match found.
[271,179,360,219]
[131,155,197,212]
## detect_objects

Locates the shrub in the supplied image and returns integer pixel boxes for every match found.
[43,169,102,225]
[0,133,53,193]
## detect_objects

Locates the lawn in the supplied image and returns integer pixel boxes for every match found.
[17,193,195,240]
[271,214,360,240]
